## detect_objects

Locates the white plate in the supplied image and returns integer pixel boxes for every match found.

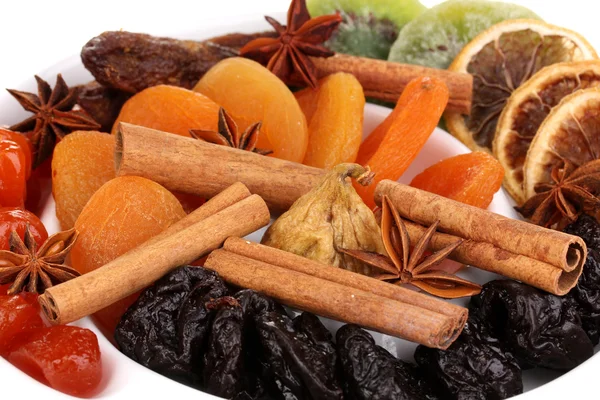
[0,13,597,400]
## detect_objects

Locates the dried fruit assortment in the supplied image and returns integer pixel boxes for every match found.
[2,0,600,399]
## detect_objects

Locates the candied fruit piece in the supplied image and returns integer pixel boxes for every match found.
[194,57,309,162]
[0,294,45,356]
[410,152,504,208]
[52,131,116,229]
[71,176,186,334]
[9,326,102,397]
[0,207,48,251]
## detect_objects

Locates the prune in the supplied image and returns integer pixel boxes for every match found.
[115,266,228,384]
[566,248,600,344]
[81,31,276,94]
[470,280,593,370]
[255,311,343,400]
[337,324,435,400]
[564,214,600,250]
[203,297,244,398]
[415,316,522,400]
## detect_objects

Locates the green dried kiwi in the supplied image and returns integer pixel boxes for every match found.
[307,0,426,59]
[388,0,541,69]
[262,163,386,276]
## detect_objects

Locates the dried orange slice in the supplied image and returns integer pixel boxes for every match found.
[446,19,597,154]
[523,87,600,200]
[494,61,600,203]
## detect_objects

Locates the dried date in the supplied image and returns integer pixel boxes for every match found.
[74,81,130,132]
[81,30,276,94]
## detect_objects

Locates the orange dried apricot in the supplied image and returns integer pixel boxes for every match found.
[194,57,308,162]
[111,85,220,137]
[410,152,505,208]
[297,73,364,169]
[52,131,116,229]
[71,176,186,334]
[355,76,449,208]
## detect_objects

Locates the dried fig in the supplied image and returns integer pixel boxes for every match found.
[262,163,385,275]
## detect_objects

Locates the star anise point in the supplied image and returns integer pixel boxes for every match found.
[340,195,481,299]
[240,0,341,88]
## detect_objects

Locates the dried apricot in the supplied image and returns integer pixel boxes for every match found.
[111,85,220,137]
[297,73,364,169]
[0,294,45,356]
[71,176,186,333]
[194,57,308,162]
[355,76,449,208]
[410,152,505,208]
[9,326,102,397]
[52,131,116,229]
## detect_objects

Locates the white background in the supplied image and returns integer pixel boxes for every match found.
[0,1,599,399]
[0,0,599,91]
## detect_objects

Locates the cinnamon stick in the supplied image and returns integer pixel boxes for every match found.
[204,249,463,349]
[115,123,324,211]
[311,54,473,115]
[223,237,466,327]
[39,188,270,325]
[404,220,582,295]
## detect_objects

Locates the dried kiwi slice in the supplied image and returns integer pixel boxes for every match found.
[494,61,600,204]
[388,0,540,70]
[445,19,598,154]
[307,0,426,59]
[523,88,600,200]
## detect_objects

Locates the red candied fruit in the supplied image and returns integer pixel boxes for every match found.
[0,207,48,251]
[9,326,102,397]
[0,294,45,356]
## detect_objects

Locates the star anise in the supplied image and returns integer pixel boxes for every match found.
[190,107,272,155]
[7,74,101,168]
[239,0,342,88]
[0,226,80,295]
[339,196,482,299]
[516,159,600,229]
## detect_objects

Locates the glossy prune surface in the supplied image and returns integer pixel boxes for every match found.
[114,266,228,384]
[415,316,523,400]
[469,280,593,370]
[337,324,436,400]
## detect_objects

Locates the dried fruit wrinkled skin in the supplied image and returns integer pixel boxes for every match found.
[74,81,130,132]
[469,280,593,370]
[262,163,385,275]
[81,31,276,94]
[564,215,600,344]
[415,316,523,400]
[337,324,437,400]
[116,267,343,399]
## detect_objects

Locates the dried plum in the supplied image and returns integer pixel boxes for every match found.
[255,311,343,400]
[114,266,228,384]
[203,297,245,398]
[564,214,600,250]
[337,324,435,400]
[566,248,600,344]
[415,316,522,400]
[469,280,593,370]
